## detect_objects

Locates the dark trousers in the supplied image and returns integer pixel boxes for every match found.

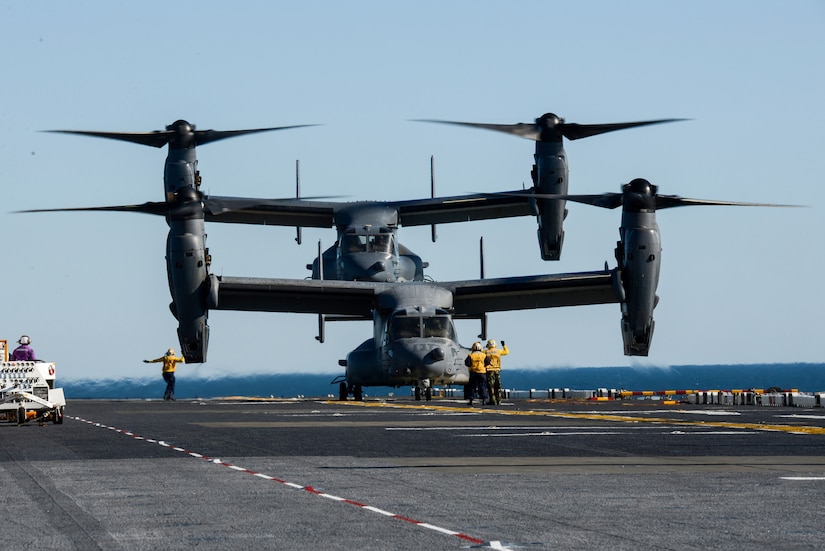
[468,372,487,403]
[163,372,176,400]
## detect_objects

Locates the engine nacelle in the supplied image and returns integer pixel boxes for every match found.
[164,159,197,199]
[166,226,210,363]
[532,152,568,261]
[178,319,209,364]
[622,318,654,356]
[616,210,662,357]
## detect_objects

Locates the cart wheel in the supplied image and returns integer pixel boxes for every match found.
[17,406,26,426]
[53,407,64,425]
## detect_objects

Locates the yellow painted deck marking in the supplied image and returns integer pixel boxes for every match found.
[326,401,825,435]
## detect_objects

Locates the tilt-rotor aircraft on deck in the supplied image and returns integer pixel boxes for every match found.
[23,120,793,400]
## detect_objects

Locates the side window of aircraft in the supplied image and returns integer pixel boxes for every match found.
[389,316,421,340]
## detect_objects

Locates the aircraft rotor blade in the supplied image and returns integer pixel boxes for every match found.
[561,119,688,141]
[413,119,542,141]
[415,115,687,143]
[482,190,624,209]
[16,202,170,215]
[486,190,801,211]
[654,196,802,210]
[45,130,175,148]
[46,122,319,149]
[17,194,343,218]
[193,125,319,146]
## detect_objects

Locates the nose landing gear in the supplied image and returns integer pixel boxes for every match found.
[414,379,432,401]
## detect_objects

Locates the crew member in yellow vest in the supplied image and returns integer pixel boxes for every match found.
[464,341,488,406]
[144,348,186,401]
[484,339,509,405]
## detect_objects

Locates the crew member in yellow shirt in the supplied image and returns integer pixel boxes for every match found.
[464,342,488,406]
[484,339,509,405]
[144,348,186,401]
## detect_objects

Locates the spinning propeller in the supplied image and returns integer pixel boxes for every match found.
[415,113,687,142]
[517,178,801,211]
[47,119,318,149]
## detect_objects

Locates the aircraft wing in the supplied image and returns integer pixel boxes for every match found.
[201,188,535,228]
[393,189,534,226]
[203,196,337,227]
[436,270,620,316]
[213,268,620,318]
[213,276,378,318]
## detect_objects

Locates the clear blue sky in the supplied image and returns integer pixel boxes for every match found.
[1,1,822,381]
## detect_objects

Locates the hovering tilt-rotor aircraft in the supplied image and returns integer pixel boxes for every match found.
[23,118,795,400]
[417,114,686,261]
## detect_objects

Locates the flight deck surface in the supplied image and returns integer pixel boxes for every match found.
[2,398,823,550]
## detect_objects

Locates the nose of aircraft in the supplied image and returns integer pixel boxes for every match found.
[390,339,452,380]
[339,252,394,282]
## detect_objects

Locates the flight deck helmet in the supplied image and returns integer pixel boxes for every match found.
[18,335,31,345]
[471,342,482,352]
[486,340,496,349]
[166,348,175,356]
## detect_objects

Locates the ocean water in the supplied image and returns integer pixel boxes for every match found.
[61,363,825,400]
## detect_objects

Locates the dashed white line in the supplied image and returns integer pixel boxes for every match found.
[67,415,498,548]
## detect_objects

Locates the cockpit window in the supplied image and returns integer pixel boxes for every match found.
[341,233,394,254]
[423,316,455,339]
[369,234,392,253]
[341,234,366,253]
[390,316,421,340]
[389,314,455,341]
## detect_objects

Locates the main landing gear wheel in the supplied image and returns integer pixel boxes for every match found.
[414,387,422,401]
[16,406,26,426]
[353,385,363,401]
[339,382,348,401]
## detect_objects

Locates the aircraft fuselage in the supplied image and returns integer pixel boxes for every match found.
[341,285,470,389]
[309,204,426,282]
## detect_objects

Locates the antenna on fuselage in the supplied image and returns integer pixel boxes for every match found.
[295,160,302,245]
[315,239,326,343]
[430,155,437,243]
[478,236,488,340]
